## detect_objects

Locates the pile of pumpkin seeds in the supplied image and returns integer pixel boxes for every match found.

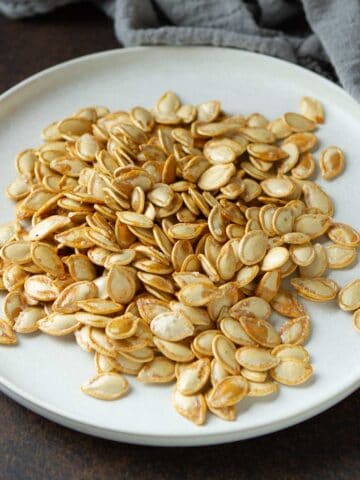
[0,91,359,425]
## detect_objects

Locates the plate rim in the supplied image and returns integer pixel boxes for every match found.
[0,46,359,446]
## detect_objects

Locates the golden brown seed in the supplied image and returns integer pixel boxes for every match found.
[270,359,313,386]
[300,96,324,123]
[291,277,339,302]
[328,223,360,247]
[172,389,207,425]
[0,320,17,345]
[280,316,311,345]
[338,279,360,311]
[320,147,345,180]
[81,373,129,400]
[207,376,248,408]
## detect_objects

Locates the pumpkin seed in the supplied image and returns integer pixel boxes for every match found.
[283,112,316,132]
[207,375,248,408]
[328,223,360,247]
[338,279,360,311]
[247,381,278,397]
[320,146,344,180]
[53,281,97,313]
[14,306,44,334]
[299,243,327,278]
[151,311,194,341]
[205,390,236,421]
[238,230,268,265]
[239,316,280,348]
[291,277,339,302]
[38,313,80,336]
[235,347,279,371]
[176,358,210,395]
[172,389,207,425]
[31,242,65,277]
[272,344,310,363]
[247,144,287,162]
[24,275,59,301]
[231,296,271,321]
[212,334,240,375]
[270,359,313,386]
[153,337,194,362]
[300,96,324,123]
[261,246,289,271]
[107,265,136,304]
[81,372,129,400]
[137,357,175,383]
[280,316,311,345]
[261,177,295,198]
[325,244,356,269]
[0,320,17,345]
[198,164,236,191]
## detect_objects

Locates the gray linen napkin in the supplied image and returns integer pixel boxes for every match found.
[1,0,359,100]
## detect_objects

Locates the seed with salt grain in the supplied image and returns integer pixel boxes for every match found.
[81,372,129,400]
[270,359,313,386]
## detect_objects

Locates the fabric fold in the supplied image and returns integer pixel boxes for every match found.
[0,0,358,100]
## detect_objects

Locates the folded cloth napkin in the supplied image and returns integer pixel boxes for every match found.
[1,0,359,100]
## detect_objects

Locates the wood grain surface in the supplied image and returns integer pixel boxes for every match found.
[0,3,359,479]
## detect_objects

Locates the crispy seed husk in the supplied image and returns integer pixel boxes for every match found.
[247,381,278,397]
[255,271,281,302]
[38,313,80,335]
[320,146,344,180]
[291,277,339,302]
[74,325,92,352]
[327,223,360,247]
[137,357,175,383]
[150,311,194,341]
[0,320,17,345]
[231,296,271,321]
[81,372,129,400]
[236,346,279,372]
[299,243,327,278]
[207,375,248,408]
[238,230,268,265]
[153,337,194,362]
[283,112,316,132]
[325,244,356,269]
[172,389,207,425]
[338,279,360,311]
[53,281,97,313]
[176,358,210,395]
[205,390,236,421]
[280,316,311,345]
[212,334,240,375]
[272,344,310,364]
[270,359,313,386]
[105,314,139,339]
[270,289,306,318]
[239,316,280,348]
[300,96,324,123]
[14,306,44,334]
[219,317,254,346]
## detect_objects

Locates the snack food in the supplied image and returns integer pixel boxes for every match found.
[0,92,359,425]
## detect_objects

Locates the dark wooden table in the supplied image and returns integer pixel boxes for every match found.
[0,3,359,479]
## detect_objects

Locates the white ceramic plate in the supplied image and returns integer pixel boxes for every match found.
[0,47,359,447]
